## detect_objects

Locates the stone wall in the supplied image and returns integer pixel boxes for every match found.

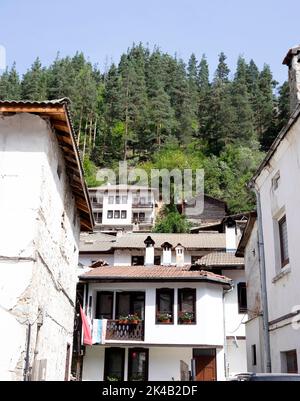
[0,113,80,380]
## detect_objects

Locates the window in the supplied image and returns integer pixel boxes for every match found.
[107,210,113,219]
[114,210,120,219]
[237,282,247,313]
[108,196,114,204]
[279,215,289,267]
[191,256,200,265]
[115,195,120,204]
[178,288,196,324]
[282,350,298,373]
[116,292,145,320]
[122,195,128,204]
[156,288,174,324]
[252,344,257,366]
[94,212,102,224]
[139,212,145,222]
[128,349,149,381]
[96,291,113,319]
[140,197,146,205]
[104,348,125,381]
[177,249,183,254]
[132,256,144,266]
[154,255,161,265]
[121,210,127,219]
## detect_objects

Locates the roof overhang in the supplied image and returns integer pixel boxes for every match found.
[0,98,94,231]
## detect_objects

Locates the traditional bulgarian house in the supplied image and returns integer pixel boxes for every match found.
[181,194,227,230]
[74,221,247,381]
[0,99,93,380]
[236,46,300,375]
[89,185,157,233]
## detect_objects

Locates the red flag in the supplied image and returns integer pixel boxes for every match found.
[80,305,92,346]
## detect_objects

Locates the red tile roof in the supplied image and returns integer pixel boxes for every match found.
[79,265,232,286]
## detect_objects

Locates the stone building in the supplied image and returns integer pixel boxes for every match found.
[0,99,93,380]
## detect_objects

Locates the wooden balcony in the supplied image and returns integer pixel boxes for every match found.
[106,320,144,341]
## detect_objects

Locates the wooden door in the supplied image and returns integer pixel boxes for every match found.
[194,350,216,381]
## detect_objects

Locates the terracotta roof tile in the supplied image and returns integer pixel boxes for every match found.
[79,265,232,286]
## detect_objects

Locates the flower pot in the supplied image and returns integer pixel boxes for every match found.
[160,319,170,324]
[131,320,139,324]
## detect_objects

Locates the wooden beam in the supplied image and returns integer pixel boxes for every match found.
[0,106,65,114]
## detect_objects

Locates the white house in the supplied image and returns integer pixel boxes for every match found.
[237,45,300,375]
[75,223,247,381]
[89,185,157,232]
[0,99,93,381]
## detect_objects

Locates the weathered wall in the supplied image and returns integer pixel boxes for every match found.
[0,113,80,380]
[256,115,300,372]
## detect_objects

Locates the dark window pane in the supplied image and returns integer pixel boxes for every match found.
[96,292,113,319]
[238,282,247,313]
[128,349,148,381]
[178,288,196,324]
[156,289,174,323]
[104,348,124,381]
[279,216,289,267]
[286,350,298,373]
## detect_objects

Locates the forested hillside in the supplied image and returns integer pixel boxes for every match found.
[0,44,290,212]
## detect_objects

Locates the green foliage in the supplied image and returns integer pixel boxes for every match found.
[0,44,290,212]
[153,205,192,233]
[82,157,100,187]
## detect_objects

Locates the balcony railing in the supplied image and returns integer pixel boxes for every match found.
[106,320,144,341]
[91,201,103,208]
[132,202,153,208]
[132,218,153,225]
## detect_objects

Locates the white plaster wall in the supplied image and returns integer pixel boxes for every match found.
[222,270,247,337]
[256,116,300,321]
[226,338,247,377]
[269,323,300,373]
[114,250,132,266]
[244,222,261,319]
[82,346,225,381]
[82,346,105,381]
[102,190,132,225]
[255,116,300,370]
[88,282,225,347]
[149,347,192,381]
[0,113,80,380]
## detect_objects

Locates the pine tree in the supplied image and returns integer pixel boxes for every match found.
[277,81,290,131]
[147,50,174,149]
[258,64,278,150]
[231,56,256,146]
[21,57,48,100]
[198,55,210,139]
[206,53,236,153]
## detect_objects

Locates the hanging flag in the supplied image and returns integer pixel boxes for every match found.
[80,305,92,346]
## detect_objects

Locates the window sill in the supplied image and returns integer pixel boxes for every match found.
[272,265,291,283]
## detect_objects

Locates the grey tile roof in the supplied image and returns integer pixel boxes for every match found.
[79,232,116,252]
[79,232,226,252]
[196,252,244,267]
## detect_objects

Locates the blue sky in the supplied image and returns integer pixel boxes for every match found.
[0,0,299,83]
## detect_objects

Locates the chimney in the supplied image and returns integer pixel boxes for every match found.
[161,242,172,266]
[144,236,155,266]
[283,45,300,113]
[175,244,185,267]
[225,217,236,253]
